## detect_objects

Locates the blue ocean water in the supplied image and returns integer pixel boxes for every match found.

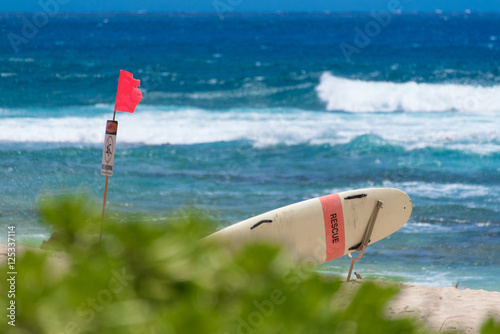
[1,12,499,291]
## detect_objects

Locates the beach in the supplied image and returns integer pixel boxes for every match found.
[1,244,498,333]
[340,280,500,334]
[389,283,500,333]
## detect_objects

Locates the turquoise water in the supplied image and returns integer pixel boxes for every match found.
[0,13,499,291]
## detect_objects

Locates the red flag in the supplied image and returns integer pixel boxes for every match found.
[114,70,142,113]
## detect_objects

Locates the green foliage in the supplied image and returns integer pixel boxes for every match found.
[0,195,463,333]
[38,194,102,251]
[481,318,500,334]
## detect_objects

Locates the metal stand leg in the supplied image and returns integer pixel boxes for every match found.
[346,200,383,282]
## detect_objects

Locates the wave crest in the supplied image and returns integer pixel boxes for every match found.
[316,72,500,113]
[1,105,499,153]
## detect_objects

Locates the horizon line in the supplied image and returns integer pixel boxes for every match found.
[0,9,499,15]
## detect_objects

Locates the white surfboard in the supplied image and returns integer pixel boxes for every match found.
[206,188,412,265]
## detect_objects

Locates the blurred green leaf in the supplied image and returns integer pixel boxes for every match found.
[481,318,500,334]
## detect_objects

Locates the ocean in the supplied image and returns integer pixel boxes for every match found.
[0,12,499,291]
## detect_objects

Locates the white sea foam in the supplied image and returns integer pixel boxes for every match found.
[1,105,499,153]
[380,181,493,199]
[0,106,341,146]
[400,221,456,234]
[316,72,500,113]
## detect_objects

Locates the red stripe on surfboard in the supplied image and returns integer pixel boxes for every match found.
[319,193,345,262]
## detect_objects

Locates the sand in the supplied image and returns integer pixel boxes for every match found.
[390,283,500,333]
[1,244,498,333]
[339,280,500,333]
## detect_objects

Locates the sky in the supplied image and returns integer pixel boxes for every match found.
[0,0,499,13]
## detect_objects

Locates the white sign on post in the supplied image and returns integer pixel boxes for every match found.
[101,120,118,176]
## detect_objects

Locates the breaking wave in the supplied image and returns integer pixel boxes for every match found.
[316,72,500,113]
[1,104,499,153]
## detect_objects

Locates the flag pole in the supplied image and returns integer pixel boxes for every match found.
[99,69,142,244]
[99,110,117,243]
[100,176,109,243]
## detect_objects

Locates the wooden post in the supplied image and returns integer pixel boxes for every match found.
[100,176,109,243]
[99,110,117,243]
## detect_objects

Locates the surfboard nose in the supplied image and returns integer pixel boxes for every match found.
[394,187,413,219]
[341,187,413,248]
[376,188,413,239]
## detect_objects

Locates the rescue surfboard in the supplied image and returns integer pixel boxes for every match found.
[206,188,412,265]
